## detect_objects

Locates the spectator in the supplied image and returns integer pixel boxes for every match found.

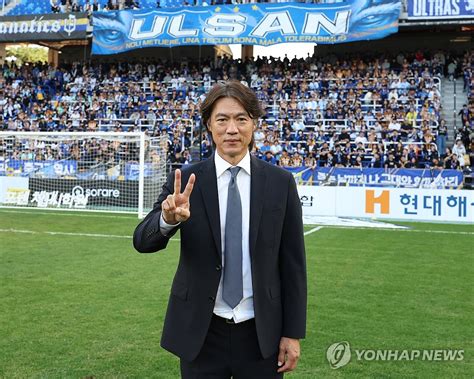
[50,0,60,13]
[456,124,471,149]
[125,0,140,9]
[404,156,418,168]
[384,152,399,168]
[279,150,291,167]
[92,0,101,11]
[452,139,467,168]
[71,0,81,12]
[263,151,276,165]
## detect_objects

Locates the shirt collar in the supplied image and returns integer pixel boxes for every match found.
[215,151,251,178]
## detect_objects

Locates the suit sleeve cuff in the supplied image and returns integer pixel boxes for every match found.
[159,213,180,236]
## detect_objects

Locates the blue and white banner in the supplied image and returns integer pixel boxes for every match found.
[92,0,401,55]
[0,159,77,178]
[124,162,155,181]
[285,167,464,189]
[407,0,474,19]
[2,159,462,189]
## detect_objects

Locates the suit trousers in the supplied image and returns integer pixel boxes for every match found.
[180,315,283,379]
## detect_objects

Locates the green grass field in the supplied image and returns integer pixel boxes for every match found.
[1,209,473,378]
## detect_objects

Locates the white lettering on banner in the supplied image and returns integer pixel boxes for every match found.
[19,21,29,33]
[412,0,461,17]
[335,174,365,185]
[54,162,75,176]
[2,161,76,177]
[28,19,38,33]
[25,186,121,209]
[204,14,247,36]
[129,16,166,40]
[250,11,296,38]
[71,185,120,198]
[168,14,199,38]
[1,22,10,33]
[41,21,50,33]
[31,190,88,209]
[125,9,354,42]
[329,172,461,189]
[302,11,350,35]
[31,190,59,207]
[22,162,36,174]
[182,37,200,43]
[51,20,61,33]
[0,15,78,35]
[64,14,77,35]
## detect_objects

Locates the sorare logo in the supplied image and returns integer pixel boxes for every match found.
[72,185,120,198]
[327,341,351,369]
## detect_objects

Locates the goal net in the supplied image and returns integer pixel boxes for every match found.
[0,132,167,218]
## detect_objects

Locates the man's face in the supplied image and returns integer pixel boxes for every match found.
[208,97,255,164]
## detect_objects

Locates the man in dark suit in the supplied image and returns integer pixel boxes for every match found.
[133,81,307,378]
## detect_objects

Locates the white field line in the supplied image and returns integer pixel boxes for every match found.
[3,210,471,236]
[0,228,180,241]
[0,226,472,241]
[318,225,474,236]
[304,226,324,236]
[0,209,137,219]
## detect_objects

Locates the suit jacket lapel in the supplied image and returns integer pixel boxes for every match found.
[197,157,222,260]
[249,156,266,258]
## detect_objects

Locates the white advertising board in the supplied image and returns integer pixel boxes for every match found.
[297,186,474,223]
[0,177,29,205]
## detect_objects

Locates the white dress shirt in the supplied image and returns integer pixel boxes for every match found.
[160,151,254,323]
[213,151,254,323]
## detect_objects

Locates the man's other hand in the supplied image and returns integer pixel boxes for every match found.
[277,337,300,373]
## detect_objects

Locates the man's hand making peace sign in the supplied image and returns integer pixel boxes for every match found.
[162,169,196,225]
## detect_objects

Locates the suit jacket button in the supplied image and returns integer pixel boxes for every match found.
[215,264,222,271]
[209,296,215,302]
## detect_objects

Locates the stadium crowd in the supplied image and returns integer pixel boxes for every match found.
[49,0,334,14]
[0,50,473,171]
[50,0,140,13]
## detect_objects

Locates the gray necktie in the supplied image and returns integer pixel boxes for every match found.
[223,166,243,309]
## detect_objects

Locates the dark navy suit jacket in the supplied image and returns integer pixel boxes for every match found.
[133,155,307,362]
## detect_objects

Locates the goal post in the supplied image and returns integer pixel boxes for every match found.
[0,131,167,218]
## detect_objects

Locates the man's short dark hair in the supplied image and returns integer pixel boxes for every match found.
[200,81,265,150]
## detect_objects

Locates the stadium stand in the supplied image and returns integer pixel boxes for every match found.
[1,51,472,171]
[7,0,339,16]
[5,0,345,16]
[7,0,180,15]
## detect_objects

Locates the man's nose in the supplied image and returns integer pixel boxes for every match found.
[226,120,238,133]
